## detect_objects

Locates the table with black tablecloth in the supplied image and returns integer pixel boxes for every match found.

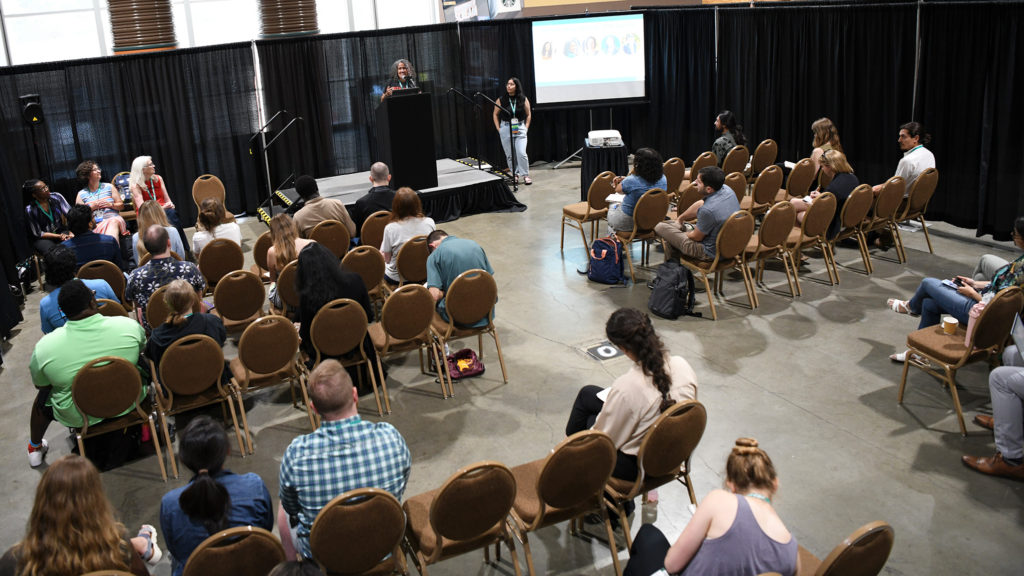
[580,142,628,201]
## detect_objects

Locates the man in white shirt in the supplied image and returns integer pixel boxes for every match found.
[873,121,936,195]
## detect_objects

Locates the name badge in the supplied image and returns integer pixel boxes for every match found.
[510,118,520,134]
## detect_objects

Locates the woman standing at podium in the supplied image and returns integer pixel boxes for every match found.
[493,77,532,185]
[381,59,417,101]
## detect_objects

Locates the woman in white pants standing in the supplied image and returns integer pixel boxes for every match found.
[493,77,532,185]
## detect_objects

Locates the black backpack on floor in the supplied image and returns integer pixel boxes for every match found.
[648,261,700,319]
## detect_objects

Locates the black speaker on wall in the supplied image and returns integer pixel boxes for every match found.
[19,94,43,125]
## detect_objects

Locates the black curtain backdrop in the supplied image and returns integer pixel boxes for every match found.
[716,3,917,187]
[918,1,1024,239]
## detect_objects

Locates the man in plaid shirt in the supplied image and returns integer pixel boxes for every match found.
[277,359,411,560]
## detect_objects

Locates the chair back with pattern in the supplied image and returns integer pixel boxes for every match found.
[310,219,351,258]
[78,259,126,302]
[759,202,797,251]
[182,526,284,576]
[970,286,1023,352]
[715,211,756,264]
[311,298,369,365]
[530,430,616,530]
[721,145,750,176]
[342,246,386,293]
[381,284,435,342]
[725,172,746,204]
[749,139,778,176]
[903,168,939,217]
[275,261,300,314]
[815,521,895,576]
[662,158,686,194]
[213,270,265,323]
[429,461,516,547]
[800,192,837,242]
[360,210,391,249]
[192,174,226,210]
[310,488,406,575]
[198,238,244,287]
[752,165,784,206]
[396,235,429,284]
[237,315,300,379]
[785,158,816,198]
[839,185,874,231]
[587,171,615,212]
[445,269,497,328]
[873,177,905,221]
[97,298,129,317]
[690,151,716,175]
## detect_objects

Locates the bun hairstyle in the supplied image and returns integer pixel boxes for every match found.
[178,416,232,535]
[726,437,778,494]
[605,308,675,412]
[198,197,226,233]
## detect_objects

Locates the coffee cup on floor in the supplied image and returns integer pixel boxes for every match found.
[942,316,958,335]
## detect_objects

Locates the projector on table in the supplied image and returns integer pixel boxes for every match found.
[588,130,623,147]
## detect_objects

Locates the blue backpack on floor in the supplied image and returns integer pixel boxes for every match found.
[588,236,625,285]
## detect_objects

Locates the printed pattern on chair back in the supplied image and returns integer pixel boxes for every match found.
[785,159,816,198]
[429,461,516,542]
[588,171,616,210]
[77,259,126,300]
[97,298,129,317]
[906,168,939,214]
[721,145,750,176]
[445,269,497,327]
[874,177,905,220]
[182,526,285,576]
[310,488,405,575]
[759,202,797,249]
[841,185,874,230]
[147,284,172,330]
[716,211,756,261]
[750,139,778,175]
[662,158,685,194]
[753,165,784,205]
[253,232,272,271]
[214,271,265,322]
[360,210,391,249]
[633,189,670,233]
[639,401,707,478]
[192,174,226,207]
[238,315,300,375]
[817,521,895,576]
[537,431,616,511]
[342,246,386,293]
[72,356,141,419]
[801,192,837,240]
[396,235,429,284]
[725,172,746,203]
[970,286,1023,351]
[198,238,244,286]
[276,261,301,311]
[160,335,225,397]
[691,151,716,174]
[381,284,435,340]
[309,220,351,258]
[311,298,368,358]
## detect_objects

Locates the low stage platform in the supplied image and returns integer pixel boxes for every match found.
[257,159,526,225]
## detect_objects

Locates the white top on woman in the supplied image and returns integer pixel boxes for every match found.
[380,217,436,282]
[191,222,243,255]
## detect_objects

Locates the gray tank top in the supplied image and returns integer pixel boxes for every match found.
[681,494,798,576]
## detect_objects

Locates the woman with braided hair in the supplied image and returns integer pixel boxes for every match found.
[624,438,798,576]
[565,308,697,520]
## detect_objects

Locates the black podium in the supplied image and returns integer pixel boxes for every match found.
[376,92,438,190]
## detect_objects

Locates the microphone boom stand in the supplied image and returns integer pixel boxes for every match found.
[447,88,484,172]
[475,92,518,193]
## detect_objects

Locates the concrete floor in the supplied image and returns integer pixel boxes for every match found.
[0,163,1021,575]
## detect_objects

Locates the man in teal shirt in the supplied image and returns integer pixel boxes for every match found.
[28,279,147,467]
[425,229,494,326]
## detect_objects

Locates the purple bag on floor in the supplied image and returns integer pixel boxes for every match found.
[447,348,485,380]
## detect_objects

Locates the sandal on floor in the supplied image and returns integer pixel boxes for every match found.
[887,298,910,314]
[524,176,532,185]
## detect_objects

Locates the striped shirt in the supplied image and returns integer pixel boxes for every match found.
[279,416,411,559]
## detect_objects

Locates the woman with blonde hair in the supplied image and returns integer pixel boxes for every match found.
[266,214,314,282]
[380,187,435,284]
[145,279,226,372]
[789,149,860,238]
[810,117,843,170]
[623,438,798,576]
[191,197,242,255]
[129,155,189,255]
[131,200,185,264]
[0,454,158,576]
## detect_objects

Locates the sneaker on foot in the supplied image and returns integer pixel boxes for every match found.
[138,524,163,566]
[27,440,48,468]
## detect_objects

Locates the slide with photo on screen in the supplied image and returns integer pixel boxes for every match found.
[531,13,646,106]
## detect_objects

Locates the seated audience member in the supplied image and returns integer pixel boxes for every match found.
[160,416,273,576]
[973,253,1011,282]
[711,110,747,164]
[962,345,1024,480]
[63,204,124,271]
[566,308,697,522]
[145,279,227,374]
[381,187,435,284]
[125,225,206,331]
[655,166,741,262]
[269,561,325,576]
[426,229,494,324]
[267,213,315,283]
[39,245,118,334]
[0,455,159,576]
[131,200,186,264]
[352,162,396,233]
[191,197,242,255]
[623,438,797,576]
[872,121,936,195]
[607,147,667,233]
[28,280,146,467]
[278,360,411,560]
[75,159,127,239]
[292,174,356,238]
[887,216,1024,362]
[789,150,859,239]
[23,178,71,255]
[130,155,191,256]
[808,117,843,172]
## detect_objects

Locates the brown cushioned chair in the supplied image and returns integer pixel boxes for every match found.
[743,201,798,307]
[678,210,756,320]
[776,158,816,202]
[615,188,669,283]
[561,171,612,251]
[97,298,130,317]
[310,488,409,576]
[197,238,244,293]
[898,285,1023,436]
[725,171,747,205]
[683,151,716,184]
[78,259,127,305]
[360,210,392,250]
[182,526,284,576]
[311,298,386,417]
[895,167,939,258]
[342,245,390,315]
[740,165,784,216]
[270,260,300,317]
[251,231,273,283]
[797,521,895,576]
[826,184,874,278]
[369,284,448,400]
[212,270,266,333]
[863,176,906,268]
[662,157,686,194]
[310,219,351,258]
[747,138,778,183]
[721,145,750,178]
[191,174,235,223]
[395,235,429,286]
[785,192,838,294]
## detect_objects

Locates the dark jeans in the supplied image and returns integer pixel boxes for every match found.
[165,207,191,254]
[624,524,673,576]
[31,388,55,444]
